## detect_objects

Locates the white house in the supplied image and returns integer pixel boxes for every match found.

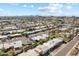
[31,34,49,41]
[11,40,22,49]
[18,37,63,56]
[18,49,39,56]
[0,40,22,50]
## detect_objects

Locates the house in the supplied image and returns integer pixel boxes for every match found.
[34,38,63,55]
[3,25,17,31]
[10,34,22,37]
[34,45,48,55]
[0,35,7,39]
[0,39,23,50]
[58,24,71,31]
[0,41,12,50]
[19,36,32,45]
[18,49,39,56]
[31,36,42,41]
[11,40,22,49]
[11,36,32,45]
[42,34,49,39]
[4,42,12,49]
[0,43,3,49]
[18,37,63,56]
[31,34,49,41]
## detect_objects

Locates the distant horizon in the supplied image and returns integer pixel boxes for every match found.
[0,3,79,16]
[0,15,79,17]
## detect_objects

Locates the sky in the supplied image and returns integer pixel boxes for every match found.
[0,3,79,16]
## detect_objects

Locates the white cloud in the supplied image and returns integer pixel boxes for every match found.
[38,7,61,13]
[9,3,19,6]
[38,3,73,16]
[38,3,63,14]
[0,8,4,11]
[31,5,34,8]
[49,3,63,8]
[66,6,72,9]
[23,5,27,7]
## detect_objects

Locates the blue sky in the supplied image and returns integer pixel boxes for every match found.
[0,3,79,16]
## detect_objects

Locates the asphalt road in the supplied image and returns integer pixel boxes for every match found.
[54,35,79,56]
[76,52,79,56]
[49,44,66,56]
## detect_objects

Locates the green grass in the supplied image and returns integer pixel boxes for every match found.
[0,49,4,55]
[6,49,15,56]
